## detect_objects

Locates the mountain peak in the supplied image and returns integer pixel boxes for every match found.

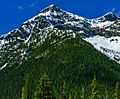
[99,12,118,21]
[48,4,56,8]
[41,4,61,13]
[104,12,117,17]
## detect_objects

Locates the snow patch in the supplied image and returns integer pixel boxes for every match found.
[24,34,32,43]
[0,63,8,70]
[84,36,120,63]
[91,20,114,28]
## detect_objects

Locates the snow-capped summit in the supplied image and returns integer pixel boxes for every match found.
[91,12,119,28]
[97,12,118,22]
[21,4,90,37]
[41,4,60,13]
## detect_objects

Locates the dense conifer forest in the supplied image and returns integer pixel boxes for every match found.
[1,32,120,99]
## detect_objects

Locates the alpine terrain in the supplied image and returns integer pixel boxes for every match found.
[0,4,120,99]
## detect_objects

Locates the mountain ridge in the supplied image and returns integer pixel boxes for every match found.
[0,4,120,68]
[1,4,119,37]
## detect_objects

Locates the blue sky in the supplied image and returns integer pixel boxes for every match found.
[0,0,120,35]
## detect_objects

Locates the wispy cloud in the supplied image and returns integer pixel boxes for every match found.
[18,1,39,10]
[29,1,39,8]
[18,6,24,10]
[112,8,115,12]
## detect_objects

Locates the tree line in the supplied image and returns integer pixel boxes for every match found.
[21,74,120,99]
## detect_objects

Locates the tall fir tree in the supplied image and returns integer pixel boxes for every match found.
[21,79,29,99]
[74,92,77,99]
[81,87,85,99]
[104,87,109,99]
[68,93,72,99]
[34,73,55,99]
[114,81,120,99]
[89,75,100,99]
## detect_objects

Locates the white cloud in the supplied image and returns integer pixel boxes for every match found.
[18,1,39,10]
[112,8,115,12]
[29,1,39,8]
[18,6,24,10]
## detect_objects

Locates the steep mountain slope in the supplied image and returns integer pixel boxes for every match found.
[0,4,92,70]
[1,5,120,68]
[85,12,120,63]
[0,4,120,98]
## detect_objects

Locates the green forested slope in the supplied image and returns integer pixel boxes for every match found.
[0,33,120,99]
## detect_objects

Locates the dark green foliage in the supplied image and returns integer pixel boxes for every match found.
[21,75,33,99]
[89,76,100,99]
[21,79,29,99]
[114,81,120,99]
[34,73,55,99]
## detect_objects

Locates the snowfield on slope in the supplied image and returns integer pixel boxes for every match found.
[91,20,114,28]
[84,36,120,63]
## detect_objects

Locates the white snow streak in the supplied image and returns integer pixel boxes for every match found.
[84,36,120,63]
[0,63,8,70]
